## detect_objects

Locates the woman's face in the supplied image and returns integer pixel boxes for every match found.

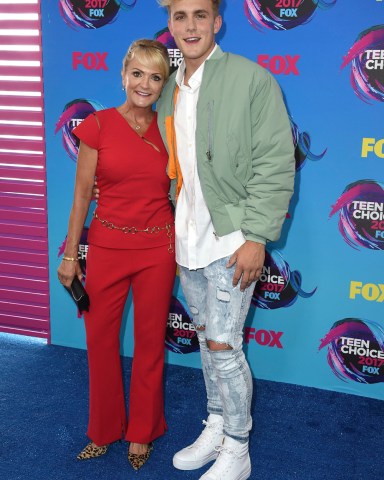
[123,57,165,108]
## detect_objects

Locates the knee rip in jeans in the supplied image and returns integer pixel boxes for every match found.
[207,339,233,351]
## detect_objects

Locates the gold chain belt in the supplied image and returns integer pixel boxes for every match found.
[93,212,174,253]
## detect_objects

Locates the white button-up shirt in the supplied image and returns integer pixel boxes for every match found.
[174,46,245,270]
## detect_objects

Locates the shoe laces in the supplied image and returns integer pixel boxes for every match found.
[192,419,222,447]
[214,444,241,460]
[204,445,241,477]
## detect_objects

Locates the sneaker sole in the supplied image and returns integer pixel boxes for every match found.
[236,465,251,480]
[200,465,251,480]
[173,450,219,471]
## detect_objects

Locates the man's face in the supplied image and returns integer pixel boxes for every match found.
[168,0,222,66]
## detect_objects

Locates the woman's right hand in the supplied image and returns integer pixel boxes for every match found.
[57,259,82,288]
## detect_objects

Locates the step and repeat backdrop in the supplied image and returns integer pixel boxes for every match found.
[42,0,384,400]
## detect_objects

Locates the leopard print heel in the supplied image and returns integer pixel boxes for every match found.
[77,442,109,460]
[128,443,154,470]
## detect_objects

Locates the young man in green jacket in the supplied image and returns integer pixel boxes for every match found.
[157,1,295,479]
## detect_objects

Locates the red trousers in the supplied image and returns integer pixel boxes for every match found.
[83,243,176,446]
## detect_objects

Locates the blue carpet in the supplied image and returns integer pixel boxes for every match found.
[0,333,383,480]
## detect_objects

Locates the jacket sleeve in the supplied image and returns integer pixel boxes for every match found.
[241,70,295,244]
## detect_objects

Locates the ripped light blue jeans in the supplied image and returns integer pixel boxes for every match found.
[179,256,255,443]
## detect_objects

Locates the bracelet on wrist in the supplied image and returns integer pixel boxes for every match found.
[62,256,78,262]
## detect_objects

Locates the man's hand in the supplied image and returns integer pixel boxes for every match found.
[227,241,265,291]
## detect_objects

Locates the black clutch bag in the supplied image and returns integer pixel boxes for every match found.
[66,277,90,314]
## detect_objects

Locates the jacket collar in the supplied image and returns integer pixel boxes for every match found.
[161,45,226,112]
[205,44,225,62]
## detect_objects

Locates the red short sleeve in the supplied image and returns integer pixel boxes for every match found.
[72,112,100,149]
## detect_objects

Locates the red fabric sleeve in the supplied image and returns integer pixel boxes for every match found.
[72,112,100,150]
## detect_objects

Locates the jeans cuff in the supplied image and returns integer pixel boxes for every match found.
[208,407,223,416]
[223,431,249,444]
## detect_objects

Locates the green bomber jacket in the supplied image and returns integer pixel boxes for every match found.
[157,45,295,245]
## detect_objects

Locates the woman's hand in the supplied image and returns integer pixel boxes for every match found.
[57,259,82,288]
[92,178,100,202]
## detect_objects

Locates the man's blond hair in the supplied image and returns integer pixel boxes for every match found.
[158,0,221,16]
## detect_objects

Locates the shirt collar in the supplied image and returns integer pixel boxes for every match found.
[175,44,218,91]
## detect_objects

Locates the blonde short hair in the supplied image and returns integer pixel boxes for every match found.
[158,0,221,16]
[122,39,170,81]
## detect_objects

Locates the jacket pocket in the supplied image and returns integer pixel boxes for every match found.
[226,134,251,185]
[206,101,214,161]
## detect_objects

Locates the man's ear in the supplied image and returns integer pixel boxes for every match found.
[214,14,222,35]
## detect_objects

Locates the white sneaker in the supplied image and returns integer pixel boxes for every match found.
[199,436,251,480]
[173,414,224,470]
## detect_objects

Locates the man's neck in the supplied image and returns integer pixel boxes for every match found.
[184,59,203,85]
[183,44,216,86]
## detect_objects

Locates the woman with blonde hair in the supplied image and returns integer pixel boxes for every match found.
[57,39,175,471]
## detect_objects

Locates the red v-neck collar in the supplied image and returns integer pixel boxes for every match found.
[113,108,157,138]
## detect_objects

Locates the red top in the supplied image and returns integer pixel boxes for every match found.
[73,108,174,249]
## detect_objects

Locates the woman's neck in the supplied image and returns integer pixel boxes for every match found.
[121,102,153,122]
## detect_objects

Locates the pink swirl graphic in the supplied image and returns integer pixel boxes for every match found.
[319,319,384,384]
[155,28,178,49]
[252,250,316,309]
[58,0,137,30]
[55,99,104,161]
[341,25,384,103]
[244,0,336,32]
[329,180,384,250]
[155,27,182,73]
[290,117,326,171]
